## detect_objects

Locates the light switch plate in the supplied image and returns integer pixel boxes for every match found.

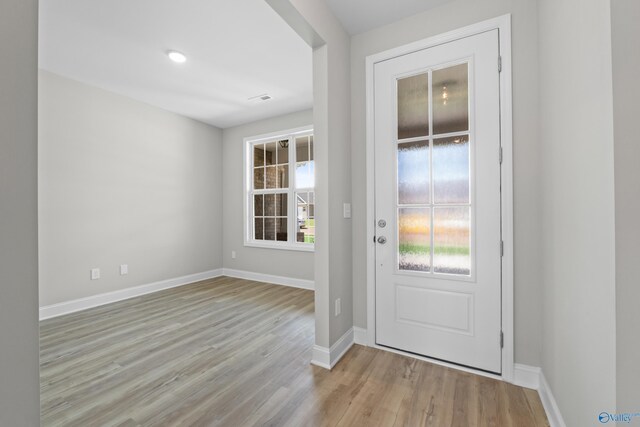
[90,268,100,280]
[120,264,128,275]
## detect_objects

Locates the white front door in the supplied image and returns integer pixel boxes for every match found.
[374,30,502,373]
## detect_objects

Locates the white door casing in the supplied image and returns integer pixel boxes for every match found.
[374,29,502,373]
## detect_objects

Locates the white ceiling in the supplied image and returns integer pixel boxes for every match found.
[39,0,313,129]
[325,0,453,35]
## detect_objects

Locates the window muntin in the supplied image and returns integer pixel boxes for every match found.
[246,129,314,250]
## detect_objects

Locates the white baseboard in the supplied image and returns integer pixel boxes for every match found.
[539,370,567,427]
[40,269,223,320]
[222,268,314,291]
[510,364,566,427]
[40,268,314,320]
[311,327,354,370]
[310,346,332,369]
[353,326,368,345]
[513,363,541,390]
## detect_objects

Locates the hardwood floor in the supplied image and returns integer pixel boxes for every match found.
[40,276,549,426]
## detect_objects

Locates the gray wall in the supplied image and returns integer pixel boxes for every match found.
[222,109,314,280]
[538,0,617,424]
[350,0,542,367]
[292,0,354,347]
[270,0,354,349]
[0,0,40,424]
[611,0,640,414]
[39,70,223,307]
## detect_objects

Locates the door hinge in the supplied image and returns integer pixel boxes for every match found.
[500,331,504,348]
[498,56,502,73]
[499,147,503,164]
[500,241,504,257]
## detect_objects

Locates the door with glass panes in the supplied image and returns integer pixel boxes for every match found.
[374,30,502,373]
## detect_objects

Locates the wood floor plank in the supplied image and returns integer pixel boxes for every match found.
[40,277,549,426]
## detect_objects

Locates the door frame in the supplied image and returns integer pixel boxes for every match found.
[365,14,514,382]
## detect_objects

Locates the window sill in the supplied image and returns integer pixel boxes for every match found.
[244,241,315,253]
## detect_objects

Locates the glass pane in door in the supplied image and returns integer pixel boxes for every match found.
[433,135,470,204]
[398,140,430,205]
[432,63,469,135]
[433,207,470,275]
[398,208,431,272]
[397,73,429,139]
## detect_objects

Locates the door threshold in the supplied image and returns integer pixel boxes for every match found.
[371,343,504,382]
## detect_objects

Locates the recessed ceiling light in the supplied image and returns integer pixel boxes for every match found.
[167,50,187,63]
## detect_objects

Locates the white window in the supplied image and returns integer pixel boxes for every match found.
[244,126,314,251]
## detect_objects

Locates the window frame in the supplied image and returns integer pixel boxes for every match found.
[243,125,314,252]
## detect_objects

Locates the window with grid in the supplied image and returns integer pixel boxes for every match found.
[245,128,314,250]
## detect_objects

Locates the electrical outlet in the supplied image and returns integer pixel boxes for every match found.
[343,203,351,219]
[335,298,341,316]
[90,268,100,280]
[231,251,236,259]
[120,264,128,275]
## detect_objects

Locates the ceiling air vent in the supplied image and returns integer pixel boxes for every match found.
[248,93,272,102]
